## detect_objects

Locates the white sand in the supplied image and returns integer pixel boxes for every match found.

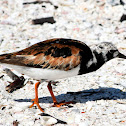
[0,0,126,125]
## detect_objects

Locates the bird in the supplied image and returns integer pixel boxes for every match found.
[0,38,126,112]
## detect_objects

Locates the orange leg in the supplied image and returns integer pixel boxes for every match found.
[29,82,44,112]
[47,81,74,107]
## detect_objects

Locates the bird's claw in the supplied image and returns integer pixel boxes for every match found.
[52,100,75,107]
[29,98,44,112]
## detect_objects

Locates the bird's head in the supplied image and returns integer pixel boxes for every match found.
[90,42,126,62]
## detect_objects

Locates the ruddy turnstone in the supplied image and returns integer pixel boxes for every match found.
[0,38,126,112]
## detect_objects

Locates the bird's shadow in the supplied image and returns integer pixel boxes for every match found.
[14,87,126,104]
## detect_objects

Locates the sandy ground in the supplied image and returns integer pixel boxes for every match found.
[0,0,126,126]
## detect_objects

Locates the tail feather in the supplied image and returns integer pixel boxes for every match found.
[0,53,12,61]
[0,53,25,66]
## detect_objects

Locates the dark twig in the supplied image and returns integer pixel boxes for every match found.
[6,76,25,93]
[32,17,56,25]
[23,1,53,5]
[23,1,58,9]
[4,68,25,93]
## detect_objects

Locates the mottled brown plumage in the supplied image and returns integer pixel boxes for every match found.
[0,38,87,71]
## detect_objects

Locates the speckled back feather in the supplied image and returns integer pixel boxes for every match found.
[0,38,92,71]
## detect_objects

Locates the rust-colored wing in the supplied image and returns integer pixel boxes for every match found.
[0,38,90,71]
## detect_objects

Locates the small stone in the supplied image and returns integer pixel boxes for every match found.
[13,120,19,126]
[1,106,6,110]
[79,122,89,126]
[86,102,93,111]
[105,107,117,114]
[71,108,80,113]
[116,104,126,110]
[41,116,57,126]
[107,0,120,6]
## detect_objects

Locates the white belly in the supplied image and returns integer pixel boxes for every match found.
[0,63,80,80]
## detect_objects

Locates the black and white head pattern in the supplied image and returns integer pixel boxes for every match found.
[90,42,119,62]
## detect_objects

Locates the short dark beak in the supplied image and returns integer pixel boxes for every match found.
[118,53,126,59]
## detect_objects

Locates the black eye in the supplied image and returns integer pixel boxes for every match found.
[99,46,103,49]
[110,50,115,53]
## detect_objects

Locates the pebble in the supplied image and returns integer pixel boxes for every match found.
[105,107,117,114]
[0,0,126,126]
[107,0,120,6]
[116,104,126,110]
[41,116,57,126]
[79,122,89,126]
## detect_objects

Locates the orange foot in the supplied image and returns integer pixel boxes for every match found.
[29,82,44,112]
[47,81,75,108]
[29,98,44,112]
[30,81,75,112]
[52,100,75,107]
